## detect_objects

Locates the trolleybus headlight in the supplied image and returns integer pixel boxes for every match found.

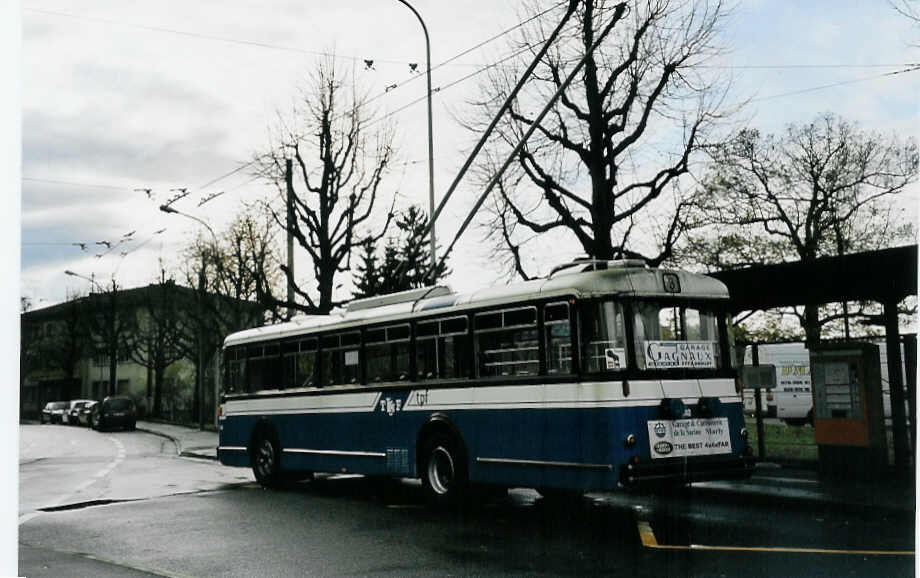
[625,434,636,448]
[660,398,687,419]
[740,427,748,441]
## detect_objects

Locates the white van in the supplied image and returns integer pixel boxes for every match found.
[744,343,812,425]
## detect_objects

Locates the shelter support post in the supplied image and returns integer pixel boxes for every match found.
[752,344,766,460]
[904,335,916,463]
[883,300,911,477]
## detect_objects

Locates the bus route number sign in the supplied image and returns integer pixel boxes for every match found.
[646,418,732,459]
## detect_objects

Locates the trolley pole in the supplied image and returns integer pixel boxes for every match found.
[286,158,295,319]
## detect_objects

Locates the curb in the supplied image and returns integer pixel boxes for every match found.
[135,426,219,461]
[135,427,182,457]
[180,448,218,461]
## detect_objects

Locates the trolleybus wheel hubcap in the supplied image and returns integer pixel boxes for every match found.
[257,439,275,479]
[427,446,455,495]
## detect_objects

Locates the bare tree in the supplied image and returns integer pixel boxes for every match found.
[176,212,274,423]
[255,58,397,313]
[129,269,186,417]
[686,113,918,343]
[469,0,730,277]
[206,208,284,325]
[86,279,137,397]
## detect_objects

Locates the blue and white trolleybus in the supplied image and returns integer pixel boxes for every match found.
[217,260,754,502]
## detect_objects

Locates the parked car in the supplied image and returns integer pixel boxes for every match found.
[64,399,93,425]
[91,396,137,431]
[41,401,69,424]
[77,401,97,427]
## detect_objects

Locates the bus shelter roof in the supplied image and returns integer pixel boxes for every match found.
[710,244,917,313]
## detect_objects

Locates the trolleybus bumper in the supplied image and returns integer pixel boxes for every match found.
[620,455,756,488]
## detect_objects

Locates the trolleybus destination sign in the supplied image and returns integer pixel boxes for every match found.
[644,341,716,369]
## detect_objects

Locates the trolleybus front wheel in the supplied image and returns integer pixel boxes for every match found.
[420,433,467,506]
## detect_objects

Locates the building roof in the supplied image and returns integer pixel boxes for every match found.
[21,282,263,322]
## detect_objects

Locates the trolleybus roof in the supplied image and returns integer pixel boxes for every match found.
[224,262,728,348]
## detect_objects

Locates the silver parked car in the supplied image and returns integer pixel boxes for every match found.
[41,401,69,424]
[64,399,94,425]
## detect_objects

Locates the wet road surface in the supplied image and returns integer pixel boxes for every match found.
[19,424,915,577]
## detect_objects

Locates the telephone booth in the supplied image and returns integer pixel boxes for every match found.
[810,343,887,479]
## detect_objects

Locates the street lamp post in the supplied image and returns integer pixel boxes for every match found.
[395,0,437,278]
[65,270,115,399]
[64,269,102,292]
[159,204,217,430]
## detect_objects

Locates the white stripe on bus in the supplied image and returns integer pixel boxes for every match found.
[283,448,386,458]
[221,379,739,417]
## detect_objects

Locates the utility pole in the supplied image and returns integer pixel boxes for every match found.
[106,281,117,397]
[197,255,206,430]
[286,158,295,319]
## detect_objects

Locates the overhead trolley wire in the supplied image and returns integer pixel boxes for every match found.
[196,1,567,190]
[25,2,566,72]
[749,64,920,103]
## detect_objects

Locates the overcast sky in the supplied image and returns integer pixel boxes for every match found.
[17,0,920,309]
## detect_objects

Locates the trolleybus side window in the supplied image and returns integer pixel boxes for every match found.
[415,316,470,381]
[632,302,722,370]
[281,338,318,388]
[225,346,246,393]
[475,306,539,378]
[579,300,628,373]
[544,302,573,375]
[321,332,361,386]
[365,324,410,383]
[248,343,280,392]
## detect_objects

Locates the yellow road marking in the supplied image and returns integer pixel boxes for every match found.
[637,520,659,547]
[635,517,914,556]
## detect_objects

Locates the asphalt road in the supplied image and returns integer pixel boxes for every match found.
[19,424,915,577]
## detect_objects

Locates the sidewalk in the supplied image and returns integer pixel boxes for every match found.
[132,420,915,515]
[136,420,218,460]
[692,462,915,515]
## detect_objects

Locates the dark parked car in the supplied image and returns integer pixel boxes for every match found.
[41,401,69,424]
[91,396,137,431]
[64,399,93,425]
[77,401,97,427]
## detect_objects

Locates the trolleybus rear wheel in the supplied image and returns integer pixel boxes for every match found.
[252,431,282,488]
[420,433,467,505]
